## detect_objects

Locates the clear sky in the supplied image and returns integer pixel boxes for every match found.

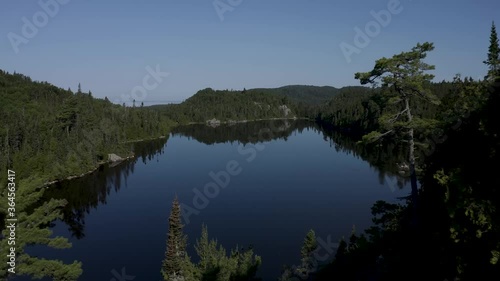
[1,0,499,104]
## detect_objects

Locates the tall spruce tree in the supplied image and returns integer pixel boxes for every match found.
[298,229,318,276]
[484,21,500,81]
[162,196,188,281]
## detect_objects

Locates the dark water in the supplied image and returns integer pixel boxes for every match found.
[20,120,410,281]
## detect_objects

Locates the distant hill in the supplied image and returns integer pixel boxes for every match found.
[247,85,340,105]
[148,85,374,122]
[157,88,297,123]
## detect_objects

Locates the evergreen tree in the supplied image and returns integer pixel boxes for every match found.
[162,196,188,281]
[355,42,439,221]
[484,21,500,81]
[194,224,261,281]
[300,229,318,261]
[298,229,318,277]
[0,179,83,280]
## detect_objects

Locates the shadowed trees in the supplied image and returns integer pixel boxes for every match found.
[162,199,262,281]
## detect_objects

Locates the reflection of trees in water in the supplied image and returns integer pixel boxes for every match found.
[171,120,308,145]
[318,123,410,190]
[42,137,168,239]
[48,122,410,239]
[175,120,410,190]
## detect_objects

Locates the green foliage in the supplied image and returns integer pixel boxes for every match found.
[0,69,175,280]
[17,257,82,281]
[161,202,261,281]
[249,85,340,105]
[0,70,175,186]
[162,196,189,281]
[194,225,261,281]
[0,178,82,280]
[492,251,500,265]
[484,21,500,80]
[279,229,321,281]
[159,88,297,124]
[300,229,318,260]
[354,42,438,134]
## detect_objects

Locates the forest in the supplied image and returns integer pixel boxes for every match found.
[0,22,499,281]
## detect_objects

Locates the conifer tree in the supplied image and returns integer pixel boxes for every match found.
[355,42,438,213]
[300,229,318,262]
[484,21,500,81]
[297,229,318,277]
[162,196,187,281]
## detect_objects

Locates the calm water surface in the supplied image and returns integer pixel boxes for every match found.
[20,120,409,281]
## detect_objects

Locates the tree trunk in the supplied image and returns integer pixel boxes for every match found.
[405,98,419,227]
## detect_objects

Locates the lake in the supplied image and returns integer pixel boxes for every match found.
[19,120,409,281]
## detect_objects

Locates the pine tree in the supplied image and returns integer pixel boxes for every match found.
[484,21,500,81]
[162,196,187,281]
[355,42,438,227]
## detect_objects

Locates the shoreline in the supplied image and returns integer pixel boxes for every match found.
[186,117,310,126]
[40,118,313,188]
[42,135,168,189]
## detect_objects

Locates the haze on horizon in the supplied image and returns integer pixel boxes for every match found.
[1,0,498,105]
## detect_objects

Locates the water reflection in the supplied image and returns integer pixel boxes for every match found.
[42,137,168,239]
[45,121,408,240]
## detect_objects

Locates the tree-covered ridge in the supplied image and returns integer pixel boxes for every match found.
[0,70,174,280]
[160,88,297,124]
[247,85,340,105]
[281,25,500,280]
[2,21,500,281]
[0,69,174,184]
[316,80,457,135]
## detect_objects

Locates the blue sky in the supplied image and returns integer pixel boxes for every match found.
[1,0,499,104]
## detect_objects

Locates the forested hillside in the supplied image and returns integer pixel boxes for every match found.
[247,85,339,105]
[159,87,297,123]
[280,27,500,280]
[0,70,178,279]
[0,70,175,184]
[1,23,499,280]
[316,81,456,135]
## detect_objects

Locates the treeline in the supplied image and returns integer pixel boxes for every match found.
[300,73,500,281]
[316,81,456,135]
[156,88,297,124]
[171,119,305,145]
[2,21,500,281]
[0,70,175,185]
[278,24,500,281]
[247,85,339,105]
[0,70,174,279]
